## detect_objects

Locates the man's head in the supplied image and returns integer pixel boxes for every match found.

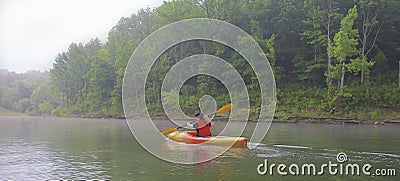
[195,111,203,119]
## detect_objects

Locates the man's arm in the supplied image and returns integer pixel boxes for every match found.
[204,115,214,126]
[187,122,199,129]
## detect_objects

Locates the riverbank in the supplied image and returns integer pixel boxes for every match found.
[146,107,400,125]
[122,113,400,125]
[2,107,400,125]
[271,116,400,125]
[272,107,400,125]
[0,107,26,116]
[1,114,399,126]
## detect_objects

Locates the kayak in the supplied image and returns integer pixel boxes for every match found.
[166,131,248,148]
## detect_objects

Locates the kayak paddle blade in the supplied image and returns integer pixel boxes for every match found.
[161,127,177,135]
[216,103,232,114]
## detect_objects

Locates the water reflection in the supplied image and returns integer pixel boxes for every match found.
[161,139,247,164]
[0,117,399,180]
[163,145,247,180]
[0,138,109,180]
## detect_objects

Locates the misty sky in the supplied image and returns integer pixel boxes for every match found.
[0,0,165,73]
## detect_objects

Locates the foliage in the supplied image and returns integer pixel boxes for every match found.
[327,5,374,110]
[38,101,54,115]
[46,0,400,119]
[0,70,52,115]
[2,0,400,120]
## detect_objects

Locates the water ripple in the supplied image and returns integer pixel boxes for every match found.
[0,138,110,180]
[273,144,312,149]
[356,151,400,158]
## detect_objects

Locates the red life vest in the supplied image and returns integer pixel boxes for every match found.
[196,119,212,137]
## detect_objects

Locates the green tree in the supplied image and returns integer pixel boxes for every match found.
[87,49,115,114]
[328,5,367,110]
[38,101,54,115]
[51,52,70,108]
[355,0,385,84]
[106,8,156,115]
[371,50,389,84]
[301,0,341,84]
[13,98,30,113]
[30,84,52,114]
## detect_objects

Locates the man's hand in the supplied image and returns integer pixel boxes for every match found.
[187,122,195,128]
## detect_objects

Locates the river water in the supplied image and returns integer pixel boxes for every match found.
[0,116,399,180]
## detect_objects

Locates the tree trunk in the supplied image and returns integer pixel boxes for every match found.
[65,78,69,109]
[340,62,345,91]
[361,21,367,85]
[359,3,384,85]
[327,23,332,86]
[335,62,346,110]
[325,1,334,86]
[361,67,364,84]
[398,72,400,88]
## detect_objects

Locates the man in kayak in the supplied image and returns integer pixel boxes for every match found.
[187,112,213,137]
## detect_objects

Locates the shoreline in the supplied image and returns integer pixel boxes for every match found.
[271,117,400,125]
[1,114,399,126]
[148,114,400,125]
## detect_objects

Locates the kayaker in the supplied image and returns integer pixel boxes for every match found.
[187,112,213,137]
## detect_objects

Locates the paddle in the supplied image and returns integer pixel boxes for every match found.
[161,103,232,135]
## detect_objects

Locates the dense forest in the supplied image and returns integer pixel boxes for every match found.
[1,0,400,121]
[0,69,53,115]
